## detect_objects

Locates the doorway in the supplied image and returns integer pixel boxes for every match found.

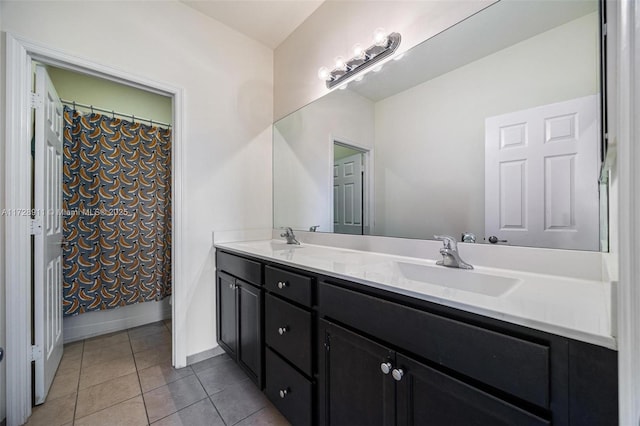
[332,141,371,235]
[30,62,174,407]
[5,34,185,426]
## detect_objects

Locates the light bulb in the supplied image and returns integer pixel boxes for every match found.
[354,75,364,82]
[334,56,347,71]
[373,27,388,46]
[352,43,366,59]
[373,64,384,73]
[338,83,349,90]
[318,66,331,81]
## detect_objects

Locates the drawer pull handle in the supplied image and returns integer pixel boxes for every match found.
[392,368,404,382]
[279,388,289,398]
[277,281,288,289]
[278,326,289,335]
[380,362,392,375]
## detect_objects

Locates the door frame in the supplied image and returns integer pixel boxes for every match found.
[614,0,640,423]
[329,137,374,234]
[5,33,186,425]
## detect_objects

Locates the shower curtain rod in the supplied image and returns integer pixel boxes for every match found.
[60,98,172,128]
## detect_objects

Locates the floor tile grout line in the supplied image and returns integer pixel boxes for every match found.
[80,350,136,372]
[191,369,229,426]
[229,405,269,426]
[73,336,144,422]
[127,326,151,426]
[147,395,210,425]
[138,367,195,394]
[71,339,85,423]
[73,393,145,424]
[208,395,229,426]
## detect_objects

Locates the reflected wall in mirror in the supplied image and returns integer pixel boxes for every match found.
[273,0,605,251]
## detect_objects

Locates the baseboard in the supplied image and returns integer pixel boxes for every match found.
[63,299,171,343]
[186,345,225,365]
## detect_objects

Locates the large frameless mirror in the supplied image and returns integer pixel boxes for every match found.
[273,0,606,251]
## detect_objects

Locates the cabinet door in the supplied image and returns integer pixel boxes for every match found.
[319,320,395,426]
[237,279,263,387]
[217,271,237,358]
[395,353,549,426]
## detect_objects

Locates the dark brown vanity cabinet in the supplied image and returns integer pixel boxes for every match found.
[319,320,549,426]
[215,249,618,426]
[216,251,263,387]
[263,265,315,426]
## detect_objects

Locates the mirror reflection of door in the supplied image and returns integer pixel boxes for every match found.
[333,143,366,235]
[485,95,600,251]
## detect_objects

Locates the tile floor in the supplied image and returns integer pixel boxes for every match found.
[25,320,290,426]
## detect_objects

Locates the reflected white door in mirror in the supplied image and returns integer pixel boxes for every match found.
[485,95,599,251]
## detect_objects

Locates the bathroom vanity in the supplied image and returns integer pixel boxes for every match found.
[215,241,617,426]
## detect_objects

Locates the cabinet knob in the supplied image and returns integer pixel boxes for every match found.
[229,283,234,289]
[392,368,404,381]
[279,388,289,398]
[277,281,288,289]
[278,326,289,335]
[380,362,392,375]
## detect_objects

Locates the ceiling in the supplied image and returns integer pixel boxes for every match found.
[181,0,325,49]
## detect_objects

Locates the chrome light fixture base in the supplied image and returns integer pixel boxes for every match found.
[326,32,401,89]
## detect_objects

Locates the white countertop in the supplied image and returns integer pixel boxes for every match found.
[215,239,616,349]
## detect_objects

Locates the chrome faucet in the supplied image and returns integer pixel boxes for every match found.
[280,227,300,245]
[434,235,473,270]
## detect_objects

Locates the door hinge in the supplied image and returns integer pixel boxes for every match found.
[324,335,331,352]
[30,345,42,362]
[30,92,43,110]
[603,23,607,37]
[30,219,43,235]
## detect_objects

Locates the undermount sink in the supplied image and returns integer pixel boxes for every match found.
[396,262,520,297]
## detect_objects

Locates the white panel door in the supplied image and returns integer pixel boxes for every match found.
[34,64,64,404]
[485,95,599,250]
[334,153,364,235]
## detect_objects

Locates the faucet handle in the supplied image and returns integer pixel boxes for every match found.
[434,235,458,250]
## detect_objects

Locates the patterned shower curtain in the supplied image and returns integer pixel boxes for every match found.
[62,107,172,316]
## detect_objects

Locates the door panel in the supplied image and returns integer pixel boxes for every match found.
[34,64,64,404]
[334,153,364,235]
[485,95,599,250]
[217,272,237,358]
[237,280,262,386]
[319,320,395,426]
[395,353,549,426]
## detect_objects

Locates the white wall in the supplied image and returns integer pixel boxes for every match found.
[0,5,6,423]
[374,12,599,240]
[274,89,374,232]
[274,0,496,120]
[1,0,273,360]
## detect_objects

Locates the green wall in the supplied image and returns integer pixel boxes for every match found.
[47,66,172,125]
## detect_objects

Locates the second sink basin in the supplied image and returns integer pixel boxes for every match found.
[396,262,520,297]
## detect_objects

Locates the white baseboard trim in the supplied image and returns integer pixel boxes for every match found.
[186,345,225,365]
[63,299,171,343]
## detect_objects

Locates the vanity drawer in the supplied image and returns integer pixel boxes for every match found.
[265,293,312,375]
[265,348,313,426]
[318,282,550,409]
[217,251,262,286]
[265,265,313,307]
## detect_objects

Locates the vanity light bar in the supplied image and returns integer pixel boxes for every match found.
[320,32,402,89]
